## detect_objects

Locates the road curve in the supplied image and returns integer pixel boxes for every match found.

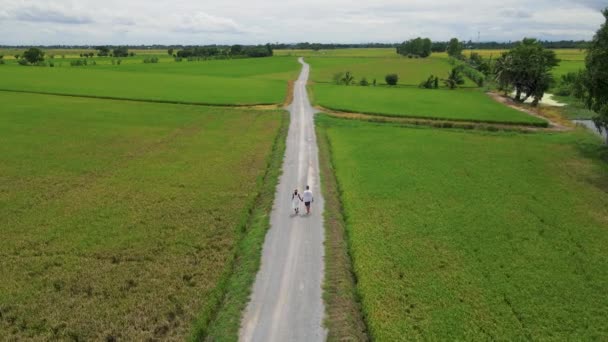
[239,58,326,342]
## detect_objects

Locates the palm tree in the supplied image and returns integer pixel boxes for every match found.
[443,67,465,90]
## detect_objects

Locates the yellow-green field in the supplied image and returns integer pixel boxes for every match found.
[274,48,398,58]
[318,115,608,340]
[0,92,287,340]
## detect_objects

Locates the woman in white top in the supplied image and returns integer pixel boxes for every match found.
[292,189,303,215]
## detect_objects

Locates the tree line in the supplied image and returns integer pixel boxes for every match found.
[174,44,273,58]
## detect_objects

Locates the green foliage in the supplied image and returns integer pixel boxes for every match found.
[113,47,129,57]
[577,8,608,141]
[0,92,284,340]
[143,56,159,64]
[22,47,45,65]
[178,45,272,59]
[397,37,432,58]
[431,42,448,52]
[447,38,464,58]
[332,71,355,85]
[456,63,485,87]
[555,71,586,97]
[495,38,559,106]
[342,71,355,85]
[313,84,546,125]
[318,115,608,340]
[443,67,465,89]
[96,46,110,57]
[333,72,345,85]
[168,48,174,55]
[70,59,88,66]
[385,74,399,86]
[419,74,439,89]
[359,77,370,86]
[230,44,243,56]
[468,52,493,75]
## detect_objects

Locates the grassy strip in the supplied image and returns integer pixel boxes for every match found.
[0,89,279,107]
[192,111,289,341]
[318,104,549,128]
[320,111,554,133]
[317,119,370,341]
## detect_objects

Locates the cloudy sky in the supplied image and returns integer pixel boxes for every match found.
[0,0,605,45]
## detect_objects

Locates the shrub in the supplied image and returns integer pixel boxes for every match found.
[359,77,370,86]
[443,67,465,90]
[174,57,183,62]
[49,62,54,67]
[342,72,355,85]
[143,57,159,63]
[385,74,399,86]
[113,47,129,57]
[420,75,439,89]
[18,59,28,66]
[554,86,571,97]
[70,59,87,66]
[456,64,485,87]
[0,60,5,65]
[23,48,45,64]
[332,72,345,85]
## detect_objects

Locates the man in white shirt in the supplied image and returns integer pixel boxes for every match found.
[302,185,314,215]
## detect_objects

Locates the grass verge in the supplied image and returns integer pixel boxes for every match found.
[317,120,370,341]
[197,111,289,341]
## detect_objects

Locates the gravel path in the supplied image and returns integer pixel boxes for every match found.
[239,58,327,342]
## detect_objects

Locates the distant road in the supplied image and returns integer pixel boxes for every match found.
[239,58,327,341]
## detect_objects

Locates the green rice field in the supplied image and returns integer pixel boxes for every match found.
[307,56,470,86]
[317,115,608,340]
[0,92,286,340]
[313,84,548,126]
[0,57,300,105]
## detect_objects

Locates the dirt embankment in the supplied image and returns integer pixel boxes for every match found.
[488,92,573,131]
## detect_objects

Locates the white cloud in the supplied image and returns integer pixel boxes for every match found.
[0,0,604,45]
[165,12,243,34]
[10,3,93,24]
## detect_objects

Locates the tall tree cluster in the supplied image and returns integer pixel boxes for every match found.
[396,37,432,57]
[494,38,559,106]
[576,9,608,141]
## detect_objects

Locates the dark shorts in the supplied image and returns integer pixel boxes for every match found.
[305,201,311,207]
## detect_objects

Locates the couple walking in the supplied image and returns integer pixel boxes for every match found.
[292,186,314,215]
